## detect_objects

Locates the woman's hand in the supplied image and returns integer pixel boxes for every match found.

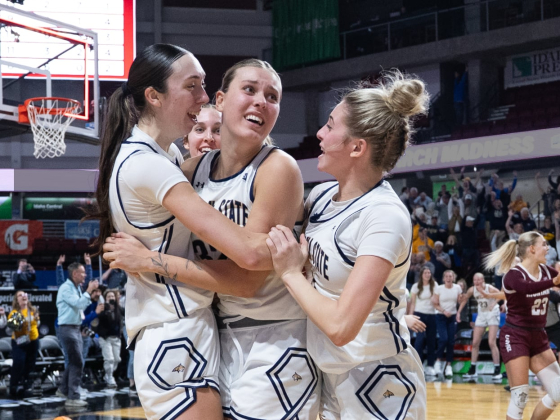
[266,225,308,280]
[456,313,461,323]
[103,232,153,274]
[405,315,426,333]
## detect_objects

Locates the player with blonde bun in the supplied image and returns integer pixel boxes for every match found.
[266,70,429,419]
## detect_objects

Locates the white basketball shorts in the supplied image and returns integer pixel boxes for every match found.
[475,305,500,328]
[219,318,320,419]
[134,308,220,420]
[320,347,426,420]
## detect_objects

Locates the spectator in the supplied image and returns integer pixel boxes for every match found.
[97,289,123,388]
[82,287,103,361]
[444,235,462,271]
[461,215,481,274]
[512,207,537,232]
[506,209,523,240]
[436,193,451,230]
[7,291,40,399]
[548,169,560,191]
[541,216,556,247]
[101,268,128,290]
[413,228,434,262]
[448,203,463,237]
[404,187,419,213]
[12,259,37,290]
[407,253,420,290]
[399,187,409,204]
[509,194,528,214]
[450,167,478,199]
[453,68,468,125]
[409,266,438,377]
[437,184,448,199]
[463,194,478,219]
[56,262,98,408]
[489,172,517,208]
[56,254,93,288]
[414,191,433,208]
[432,270,463,377]
[429,241,452,283]
[485,197,507,238]
[535,172,553,216]
[415,253,435,282]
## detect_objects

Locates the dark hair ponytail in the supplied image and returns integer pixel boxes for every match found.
[85,44,190,256]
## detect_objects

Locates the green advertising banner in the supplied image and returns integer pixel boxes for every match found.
[273,0,340,71]
[23,197,95,220]
[0,197,11,220]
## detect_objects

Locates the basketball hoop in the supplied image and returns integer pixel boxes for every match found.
[18,97,81,159]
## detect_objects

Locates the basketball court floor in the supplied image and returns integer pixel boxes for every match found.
[0,377,548,419]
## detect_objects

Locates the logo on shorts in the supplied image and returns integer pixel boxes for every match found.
[505,334,512,352]
[383,390,395,398]
[292,372,302,382]
[172,363,185,373]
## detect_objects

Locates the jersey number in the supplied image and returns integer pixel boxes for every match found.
[531,298,549,316]
[192,240,227,261]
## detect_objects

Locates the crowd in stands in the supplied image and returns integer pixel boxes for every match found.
[0,254,133,405]
[404,166,560,379]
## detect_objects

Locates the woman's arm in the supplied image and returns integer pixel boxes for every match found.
[456,287,473,322]
[408,292,417,315]
[266,225,393,347]
[105,151,304,297]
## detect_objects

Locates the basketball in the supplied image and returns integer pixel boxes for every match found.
[54,417,72,420]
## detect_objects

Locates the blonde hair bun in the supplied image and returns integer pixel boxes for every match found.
[384,72,429,118]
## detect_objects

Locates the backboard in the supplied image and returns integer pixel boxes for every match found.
[0,0,135,145]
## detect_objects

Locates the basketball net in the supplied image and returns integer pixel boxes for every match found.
[25,97,81,159]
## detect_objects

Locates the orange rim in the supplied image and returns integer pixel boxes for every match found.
[18,97,81,124]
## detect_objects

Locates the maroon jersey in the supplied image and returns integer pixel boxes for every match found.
[503,264,558,328]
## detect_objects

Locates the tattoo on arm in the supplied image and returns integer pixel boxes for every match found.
[151,253,178,282]
[186,260,203,271]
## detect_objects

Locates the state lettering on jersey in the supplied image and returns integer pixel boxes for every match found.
[307,236,329,280]
[217,199,249,227]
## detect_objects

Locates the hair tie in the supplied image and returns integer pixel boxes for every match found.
[121,81,131,96]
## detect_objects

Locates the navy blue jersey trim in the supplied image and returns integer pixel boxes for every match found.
[191,151,211,186]
[379,287,407,353]
[209,145,268,183]
[395,230,413,269]
[166,284,182,318]
[173,285,188,317]
[355,364,416,420]
[333,207,368,267]
[307,183,337,219]
[249,146,279,202]
[116,150,176,230]
[122,140,158,154]
[160,387,196,420]
[309,178,385,224]
[164,224,174,254]
[154,227,169,284]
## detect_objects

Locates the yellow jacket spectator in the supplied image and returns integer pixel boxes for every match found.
[412,228,434,261]
[7,291,40,399]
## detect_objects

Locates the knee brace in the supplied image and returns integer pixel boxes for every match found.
[542,394,558,410]
[537,362,560,403]
[507,384,529,420]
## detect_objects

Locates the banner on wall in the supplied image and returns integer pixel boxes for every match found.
[505,47,560,88]
[0,221,43,255]
[297,127,560,183]
[23,197,94,220]
[65,220,100,240]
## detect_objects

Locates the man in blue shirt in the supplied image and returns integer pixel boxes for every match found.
[56,262,98,408]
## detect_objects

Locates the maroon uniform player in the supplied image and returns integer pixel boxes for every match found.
[485,231,560,420]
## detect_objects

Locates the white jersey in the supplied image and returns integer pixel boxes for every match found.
[190,146,305,321]
[109,126,214,343]
[473,284,497,313]
[305,181,412,374]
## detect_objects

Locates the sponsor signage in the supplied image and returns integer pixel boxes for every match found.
[505,47,560,88]
[0,220,43,254]
[23,197,94,220]
[297,128,560,182]
[0,197,11,220]
[65,220,100,240]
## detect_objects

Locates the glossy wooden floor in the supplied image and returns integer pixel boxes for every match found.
[0,378,550,419]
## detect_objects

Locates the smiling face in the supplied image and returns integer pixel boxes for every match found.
[421,268,431,283]
[183,107,222,157]
[216,66,281,147]
[157,53,209,139]
[443,271,455,287]
[316,102,354,175]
